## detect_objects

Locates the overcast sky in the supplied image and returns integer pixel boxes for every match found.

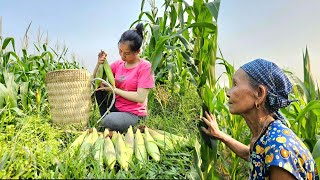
[1,0,319,84]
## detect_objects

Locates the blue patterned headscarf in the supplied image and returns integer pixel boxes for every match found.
[240,59,294,125]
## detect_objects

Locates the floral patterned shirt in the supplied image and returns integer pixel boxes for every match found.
[249,120,319,179]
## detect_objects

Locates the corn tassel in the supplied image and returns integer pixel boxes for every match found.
[115,134,129,171]
[134,129,147,162]
[104,137,116,169]
[144,128,160,161]
[148,128,174,151]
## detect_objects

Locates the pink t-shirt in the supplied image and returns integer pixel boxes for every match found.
[111,59,155,116]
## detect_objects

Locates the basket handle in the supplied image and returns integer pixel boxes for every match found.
[92,78,116,124]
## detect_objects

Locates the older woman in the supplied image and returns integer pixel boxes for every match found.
[202,59,318,179]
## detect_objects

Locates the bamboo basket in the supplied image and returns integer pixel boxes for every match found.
[45,69,92,126]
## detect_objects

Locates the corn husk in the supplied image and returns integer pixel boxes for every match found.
[114,134,129,171]
[125,126,134,163]
[148,128,174,151]
[93,134,105,167]
[134,129,147,162]
[104,136,116,169]
[144,128,160,161]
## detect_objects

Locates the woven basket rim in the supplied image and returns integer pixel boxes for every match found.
[46,68,88,73]
[45,69,92,83]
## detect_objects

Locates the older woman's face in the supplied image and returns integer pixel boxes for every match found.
[227,69,257,115]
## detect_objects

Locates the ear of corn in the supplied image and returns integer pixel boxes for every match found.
[111,131,119,144]
[155,129,186,145]
[93,135,105,167]
[79,133,93,159]
[68,126,187,169]
[144,127,160,162]
[70,129,89,149]
[148,128,174,151]
[103,61,115,87]
[115,134,129,171]
[103,128,109,138]
[124,126,134,163]
[79,128,99,159]
[69,129,89,156]
[134,129,147,162]
[95,64,104,89]
[90,127,99,143]
[104,137,116,169]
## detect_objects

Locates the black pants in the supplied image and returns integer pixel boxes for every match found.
[94,90,146,132]
[94,90,118,116]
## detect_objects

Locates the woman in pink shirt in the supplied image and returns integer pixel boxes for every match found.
[93,23,155,132]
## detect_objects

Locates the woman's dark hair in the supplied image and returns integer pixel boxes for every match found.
[245,72,274,114]
[118,23,144,52]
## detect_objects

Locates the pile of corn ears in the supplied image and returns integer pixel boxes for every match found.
[69,126,187,171]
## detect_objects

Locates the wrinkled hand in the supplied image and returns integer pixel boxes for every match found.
[201,111,223,140]
[98,50,107,64]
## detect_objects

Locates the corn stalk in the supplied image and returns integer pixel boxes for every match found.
[281,47,319,151]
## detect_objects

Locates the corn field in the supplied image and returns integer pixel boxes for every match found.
[0,0,319,179]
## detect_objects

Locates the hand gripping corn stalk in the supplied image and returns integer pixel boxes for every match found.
[91,77,115,125]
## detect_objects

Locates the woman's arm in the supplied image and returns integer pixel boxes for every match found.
[114,87,150,103]
[96,86,150,103]
[93,51,107,77]
[202,111,250,161]
[269,166,295,180]
[218,132,250,160]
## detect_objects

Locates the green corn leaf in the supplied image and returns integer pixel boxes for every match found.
[280,108,297,120]
[295,100,320,122]
[20,82,29,110]
[203,84,214,112]
[140,0,145,12]
[141,11,156,24]
[312,140,320,164]
[306,111,317,142]
[10,107,24,116]
[178,34,191,49]
[169,4,177,29]
[193,139,204,180]
[0,83,16,108]
[150,33,180,72]
[313,140,320,175]
[0,84,5,109]
[188,22,216,32]
[205,0,221,22]
[303,47,316,101]
[40,51,53,60]
[178,1,185,28]
[2,37,15,51]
